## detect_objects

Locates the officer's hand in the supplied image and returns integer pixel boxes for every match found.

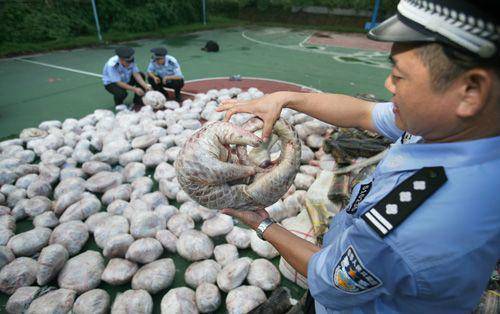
[154,77,160,84]
[135,87,145,96]
[220,208,269,230]
[217,92,287,142]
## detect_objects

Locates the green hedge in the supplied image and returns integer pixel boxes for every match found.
[286,0,395,12]
[0,0,396,47]
[0,0,201,44]
[208,0,397,17]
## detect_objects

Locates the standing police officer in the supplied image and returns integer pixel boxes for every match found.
[147,47,185,102]
[102,46,151,108]
[217,0,500,312]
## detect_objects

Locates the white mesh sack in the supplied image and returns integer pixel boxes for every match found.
[279,208,317,289]
[142,91,166,110]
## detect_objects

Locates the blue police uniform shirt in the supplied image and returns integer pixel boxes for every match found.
[308,102,500,313]
[147,55,183,79]
[102,55,140,85]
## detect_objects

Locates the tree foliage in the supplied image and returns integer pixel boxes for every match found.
[0,0,201,43]
[0,0,396,44]
[209,0,396,16]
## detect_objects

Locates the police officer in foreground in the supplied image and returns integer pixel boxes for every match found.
[102,47,151,108]
[217,0,499,312]
[147,47,185,102]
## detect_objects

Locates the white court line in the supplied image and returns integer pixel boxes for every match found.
[242,30,349,57]
[241,30,392,69]
[13,58,321,95]
[242,31,306,51]
[299,33,314,48]
[14,58,196,97]
[14,57,198,96]
[186,76,322,93]
[15,58,103,78]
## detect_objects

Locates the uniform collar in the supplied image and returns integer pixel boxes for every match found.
[153,59,166,66]
[376,135,500,173]
[124,62,134,69]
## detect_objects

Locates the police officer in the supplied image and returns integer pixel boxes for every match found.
[102,46,151,108]
[147,47,184,102]
[217,0,500,312]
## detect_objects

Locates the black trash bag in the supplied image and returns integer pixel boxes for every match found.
[202,40,219,52]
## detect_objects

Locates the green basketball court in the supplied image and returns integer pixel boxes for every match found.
[0,26,392,139]
[0,26,393,312]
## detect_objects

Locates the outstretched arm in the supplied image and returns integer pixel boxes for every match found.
[218,91,377,141]
[284,92,377,132]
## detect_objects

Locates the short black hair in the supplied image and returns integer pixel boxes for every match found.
[414,42,499,92]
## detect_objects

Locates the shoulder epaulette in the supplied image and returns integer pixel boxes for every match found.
[362,167,447,237]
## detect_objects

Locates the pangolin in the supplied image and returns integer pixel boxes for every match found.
[174,118,300,210]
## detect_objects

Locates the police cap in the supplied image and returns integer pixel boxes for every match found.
[151,47,168,59]
[368,0,499,59]
[115,47,135,62]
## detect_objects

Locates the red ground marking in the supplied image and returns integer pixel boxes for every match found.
[183,77,319,96]
[143,77,319,109]
[308,32,392,52]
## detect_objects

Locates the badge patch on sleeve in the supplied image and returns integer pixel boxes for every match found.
[333,246,381,294]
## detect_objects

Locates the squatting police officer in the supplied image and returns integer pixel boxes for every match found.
[147,47,185,102]
[217,0,500,312]
[102,46,151,108]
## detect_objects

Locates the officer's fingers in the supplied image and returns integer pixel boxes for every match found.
[217,99,239,111]
[223,108,240,122]
[220,99,254,110]
[261,118,277,142]
[220,98,237,105]
[221,208,261,229]
[221,208,240,219]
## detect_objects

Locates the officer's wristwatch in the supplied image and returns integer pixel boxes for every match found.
[256,218,276,240]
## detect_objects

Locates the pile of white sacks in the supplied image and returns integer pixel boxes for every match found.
[0,87,336,313]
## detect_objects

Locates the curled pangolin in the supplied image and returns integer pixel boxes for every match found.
[174,118,300,210]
